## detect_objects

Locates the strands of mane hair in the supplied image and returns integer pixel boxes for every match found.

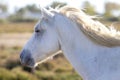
[59,6,120,47]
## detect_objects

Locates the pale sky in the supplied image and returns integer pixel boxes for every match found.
[1,0,120,13]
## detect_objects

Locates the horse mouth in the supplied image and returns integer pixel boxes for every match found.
[20,56,36,68]
[21,61,35,68]
[26,63,35,68]
[20,49,36,68]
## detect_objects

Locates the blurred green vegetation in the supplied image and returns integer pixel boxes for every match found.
[0,45,82,80]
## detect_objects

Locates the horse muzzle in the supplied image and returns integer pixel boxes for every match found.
[20,49,35,68]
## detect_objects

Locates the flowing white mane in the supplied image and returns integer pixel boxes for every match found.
[59,6,120,47]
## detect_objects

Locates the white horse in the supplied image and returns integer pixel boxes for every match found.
[20,6,120,80]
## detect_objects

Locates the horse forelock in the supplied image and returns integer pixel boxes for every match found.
[59,6,120,47]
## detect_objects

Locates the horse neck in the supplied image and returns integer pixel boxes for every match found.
[55,15,98,54]
[55,16,103,79]
[56,15,110,80]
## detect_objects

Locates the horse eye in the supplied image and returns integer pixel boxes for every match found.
[35,29,40,33]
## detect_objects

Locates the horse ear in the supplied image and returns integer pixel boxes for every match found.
[40,7,54,20]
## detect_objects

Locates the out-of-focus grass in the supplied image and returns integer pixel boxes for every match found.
[0,45,82,80]
[0,46,21,67]
[35,71,81,80]
[0,68,16,80]
[0,22,35,33]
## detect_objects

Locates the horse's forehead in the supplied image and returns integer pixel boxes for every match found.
[36,21,40,27]
[36,17,45,26]
[35,11,59,29]
[35,17,48,30]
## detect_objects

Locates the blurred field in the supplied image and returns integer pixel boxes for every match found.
[0,22,35,33]
[0,22,82,80]
[0,21,120,80]
[0,33,31,47]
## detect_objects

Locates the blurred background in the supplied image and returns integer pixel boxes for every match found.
[0,0,120,80]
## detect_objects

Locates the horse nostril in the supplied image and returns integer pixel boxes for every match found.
[20,49,35,67]
[25,57,34,66]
